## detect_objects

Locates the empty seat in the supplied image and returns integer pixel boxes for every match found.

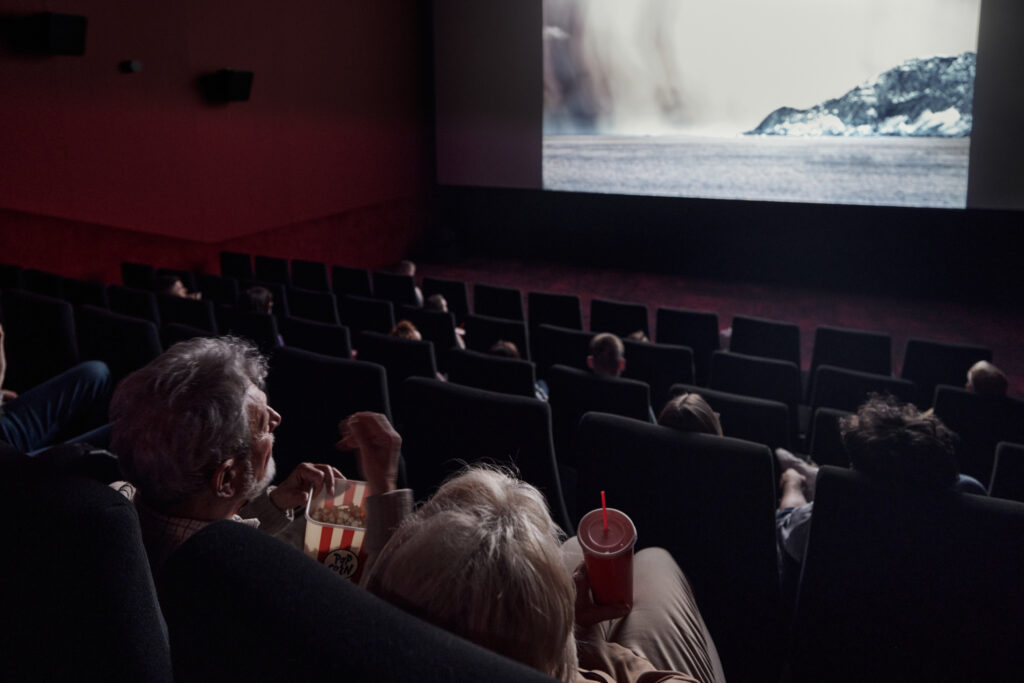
[710,350,802,444]
[63,277,109,309]
[989,442,1024,504]
[108,285,160,326]
[372,271,420,307]
[730,315,801,367]
[655,307,721,387]
[932,386,1024,485]
[76,305,162,383]
[1,289,79,391]
[422,276,470,324]
[267,347,391,481]
[464,313,530,360]
[446,348,538,398]
[546,364,651,466]
[622,339,695,411]
[121,261,156,290]
[355,330,439,420]
[339,294,395,334]
[290,258,330,291]
[219,251,253,280]
[528,291,582,331]
[590,298,649,337]
[670,383,791,450]
[789,466,1024,683]
[810,365,917,413]
[162,322,213,348]
[227,311,282,354]
[22,268,65,299]
[807,407,853,468]
[279,316,352,358]
[197,273,240,307]
[474,283,524,320]
[0,263,24,290]
[331,265,373,299]
[157,294,217,334]
[533,323,593,375]
[253,255,291,286]
[809,324,891,380]
[286,286,340,325]
[901,338,993,407]
[401,376,571,532]
[576,413,781,683]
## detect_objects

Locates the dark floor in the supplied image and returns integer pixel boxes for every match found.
[418,256,1024,398]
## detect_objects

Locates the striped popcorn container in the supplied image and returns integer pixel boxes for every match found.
[303,479,369,582]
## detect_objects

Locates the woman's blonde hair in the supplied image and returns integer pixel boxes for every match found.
[364,466,578,681]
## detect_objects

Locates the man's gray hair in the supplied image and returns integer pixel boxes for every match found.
[110,336,268,508]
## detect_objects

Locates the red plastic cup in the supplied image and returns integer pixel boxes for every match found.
[577,507,637,607]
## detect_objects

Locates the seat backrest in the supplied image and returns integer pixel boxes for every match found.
[227,311,283,355]
[397,305,459,358]
[240,279,291,319]
[356,331,439,420]
[575,413,780,683]
[280,315,352,359]
[331,265,373,299]
[161,520,557,683]
[901,337,992,407]
[670,383,791,450]
[63,277,110,309]
[339,294,395,334]
[197,273,240,307]
[473,283,524,320]
[622,339,694,411]
[253,254,291,286]
[933,385,1024,484]
[290,258,330,291]
[161,322,213,349]
[372,271,419,307]
[589,297,649,337]
[810,364,916,413]
[655,307,720,387]
[0,457,173,682]
[464,313,530,360]
[1,289,79,391]
[23,268,66,299]
[710,350,801,443]
[155,267,197,292]
[790,466,1024,682]
[108,284,161,325]
[286,286,340,325]
[0,262,24,290]
[446,347,538,398]
[422,276,470,324]
[121,261,157,290]
[156,294,218,334]
[219,250,253,280]
[533,323,593,376]
[528,291,582,333]
[546,364,650,466]
[267,347,391,480]
[989,441,1024,504]
[401,377,571,532]
[730,314,801,367]
[76,305,162,383]
[807,406,853,468]
[810,324,892,379]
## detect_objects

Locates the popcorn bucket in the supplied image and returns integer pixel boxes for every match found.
[303,479,369,582]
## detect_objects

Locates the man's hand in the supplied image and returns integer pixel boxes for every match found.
[336,412,401,497]
[573,562,630,629]
[269,462,344,511]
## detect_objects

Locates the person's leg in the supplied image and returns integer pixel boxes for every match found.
[607,547,726,683]
[0,361,112,453]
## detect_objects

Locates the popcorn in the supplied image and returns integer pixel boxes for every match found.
[311,503,366,528]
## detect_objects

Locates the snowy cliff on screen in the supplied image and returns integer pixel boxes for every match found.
[747,52,974,137]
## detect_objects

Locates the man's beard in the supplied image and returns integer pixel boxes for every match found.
[243,455,277,501]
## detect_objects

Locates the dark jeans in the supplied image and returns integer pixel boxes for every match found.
[0,361,112,454]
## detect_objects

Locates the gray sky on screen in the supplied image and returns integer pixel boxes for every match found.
[551,0,981,135]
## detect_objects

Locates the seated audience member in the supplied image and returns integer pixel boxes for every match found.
[0,324,112,454]
[626,330,650,343]
[389,320,422,341]
[966,360,1008,397]
[157,274,201,300]
[365,465,725,683]
[395,260,424,307]
[241,285,274,315]
[588,333,626,378]
[424,293,466,349]
[109,336,410,576]
[487,340,548,400]
[775,395,986,584]
[658,393,723,436]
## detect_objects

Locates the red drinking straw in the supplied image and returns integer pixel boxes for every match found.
[601,490,608,530]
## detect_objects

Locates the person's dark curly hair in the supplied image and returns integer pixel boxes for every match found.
[840,394,959,490]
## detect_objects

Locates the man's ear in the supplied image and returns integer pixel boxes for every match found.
[586,356,595,370]
[213,459,240,498]
[618,358,627,373]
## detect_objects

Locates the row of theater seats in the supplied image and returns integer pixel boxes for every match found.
[5,404,1024,683]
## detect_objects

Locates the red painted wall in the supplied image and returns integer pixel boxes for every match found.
[0,0,430,279]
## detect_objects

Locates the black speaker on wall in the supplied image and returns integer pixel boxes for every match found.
[199,69,254,103]
[2,12,87,55]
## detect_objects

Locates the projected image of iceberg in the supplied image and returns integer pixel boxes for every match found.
[542,0,982,209]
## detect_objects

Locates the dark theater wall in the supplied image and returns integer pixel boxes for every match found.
[0,0,432,281]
